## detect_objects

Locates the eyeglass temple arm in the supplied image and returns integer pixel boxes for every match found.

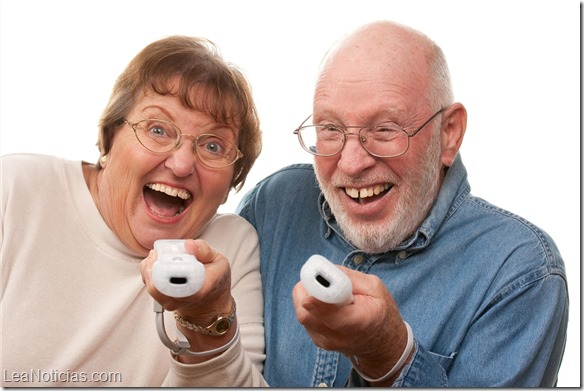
[408,108,445,137]
[294,114,313,134]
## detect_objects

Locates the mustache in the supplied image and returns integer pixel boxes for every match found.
[329,172,399,188]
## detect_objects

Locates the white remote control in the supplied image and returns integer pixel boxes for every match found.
[152,240,205,298]
[300,254,354,305]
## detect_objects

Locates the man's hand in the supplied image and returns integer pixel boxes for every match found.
[293,267,412,385]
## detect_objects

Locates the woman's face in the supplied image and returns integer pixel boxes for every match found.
[94,85,238,256]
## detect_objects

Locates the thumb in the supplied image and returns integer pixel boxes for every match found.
[185,239,218,265]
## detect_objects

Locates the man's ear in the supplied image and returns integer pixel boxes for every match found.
[439,103,467,167]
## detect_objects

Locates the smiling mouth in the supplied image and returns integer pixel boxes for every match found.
[144,183,192,218]
[344,183,392,203]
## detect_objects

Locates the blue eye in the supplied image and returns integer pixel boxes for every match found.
[149,126,166,137]
[196,135,230,161]
[132,119,180,152]
[146,121,176,139]
[203,140,224,155]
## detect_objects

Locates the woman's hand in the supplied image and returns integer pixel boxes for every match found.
[142,239,232,318]
[141,239,236,362]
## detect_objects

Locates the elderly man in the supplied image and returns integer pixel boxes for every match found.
[237,21,568,387]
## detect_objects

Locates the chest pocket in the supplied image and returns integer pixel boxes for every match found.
[427,350,457,371]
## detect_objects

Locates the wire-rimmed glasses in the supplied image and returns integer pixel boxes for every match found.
[293,108,444,158]
[125,119,243,169]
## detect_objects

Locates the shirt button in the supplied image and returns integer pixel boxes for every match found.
[317,383,328,387]
[398,251,407,260]
[353,254,364,264]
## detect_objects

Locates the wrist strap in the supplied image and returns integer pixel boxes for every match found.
[153,300,239,357]
[352,321,414,383]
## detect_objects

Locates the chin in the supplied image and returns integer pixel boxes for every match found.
[337,216,405,253]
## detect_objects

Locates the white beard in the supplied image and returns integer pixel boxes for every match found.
[315,129,443,254]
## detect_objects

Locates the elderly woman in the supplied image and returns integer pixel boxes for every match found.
[1,36,266,386]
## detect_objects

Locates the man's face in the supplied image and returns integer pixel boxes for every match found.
[312,38,445,253]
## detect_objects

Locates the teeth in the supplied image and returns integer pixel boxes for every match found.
[174,205,185,217]
[146,183,192,200]
[345,184,390,199]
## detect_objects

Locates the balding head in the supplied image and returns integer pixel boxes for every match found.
[323,21,430,66]
[316,21,453,111]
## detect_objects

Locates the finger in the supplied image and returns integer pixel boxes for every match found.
[140,250,157,286]
[341,268,389,303]
[292,282,331,331]
[140,250,178,308]
[293,279,309,300]
[186,239,218,265]
[293,284,342,351]
[292,282,310,321]
[293,282,340,330]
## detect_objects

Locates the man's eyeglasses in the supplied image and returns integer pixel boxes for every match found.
[125,119,243,169]
[293,108,444,158]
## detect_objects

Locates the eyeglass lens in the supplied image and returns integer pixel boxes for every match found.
[133,119,239,168]
[298,125,409,157]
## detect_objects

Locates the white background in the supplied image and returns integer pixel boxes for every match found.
[1,0,580,386]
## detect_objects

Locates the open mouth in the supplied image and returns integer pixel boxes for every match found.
[344,183,392,204]
[143,183,192,218]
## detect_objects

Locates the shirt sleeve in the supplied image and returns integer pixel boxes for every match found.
[347,342,448,387]
[351,273,568,387]
[432,272,568,387]
[163,333,268,387]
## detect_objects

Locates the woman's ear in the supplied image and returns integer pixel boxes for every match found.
[439,103,467,167]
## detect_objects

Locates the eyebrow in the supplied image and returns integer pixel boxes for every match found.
[314,107,407,126]
[140,105,175,122]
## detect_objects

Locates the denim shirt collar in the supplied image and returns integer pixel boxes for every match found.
[318,154,471,254]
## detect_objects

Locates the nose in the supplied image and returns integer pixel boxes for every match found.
[164,141,196,177]
[336,133,376,176]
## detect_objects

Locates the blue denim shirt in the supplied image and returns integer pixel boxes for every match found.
[237,155,568,387]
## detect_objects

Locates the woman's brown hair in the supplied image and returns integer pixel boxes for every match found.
[97,35,261,191]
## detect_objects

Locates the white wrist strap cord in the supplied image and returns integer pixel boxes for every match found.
[153,300,239,356]
[353,321,414,383]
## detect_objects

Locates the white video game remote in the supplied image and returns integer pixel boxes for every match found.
[300,254,354,305]
[152,240,205,298]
